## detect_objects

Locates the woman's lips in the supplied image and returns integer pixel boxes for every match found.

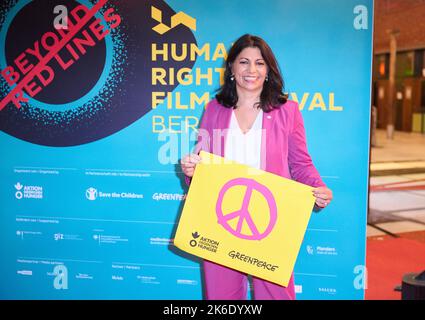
[243,76,258,82]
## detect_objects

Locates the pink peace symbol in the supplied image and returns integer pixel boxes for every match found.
[215,178,278,240]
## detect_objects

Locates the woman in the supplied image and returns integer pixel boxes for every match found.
[180,34,333,300]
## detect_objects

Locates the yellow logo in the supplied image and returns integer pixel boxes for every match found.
[151,6,196,35]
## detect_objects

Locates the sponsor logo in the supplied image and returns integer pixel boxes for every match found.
[86,187,143,200]
[17,270,32,276]
[228,250,279,272]
[16,230,42,239]
[318,287,337,295]
[150,237,173,245]
[76,273,93,280]
[295,285,303,294]
[316,246,338,255]
[93,233,128,244]
[54,233,64,241]
[14,182,43,199]
[189,231,219,253]
[86,187,97,200]
[152,193,186,201]
[306,245,314,255]
[190,231,200,247]
[54,233,82,241]
[306,245,338,256]
[177,279,198,286]
[138,275,160,284]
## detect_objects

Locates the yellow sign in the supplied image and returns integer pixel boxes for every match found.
[174,151,316,287]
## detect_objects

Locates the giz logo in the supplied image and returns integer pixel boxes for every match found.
[151,5,196,35]
[54,233,64,241]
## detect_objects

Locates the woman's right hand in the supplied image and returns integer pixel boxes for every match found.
[180,154,202,177]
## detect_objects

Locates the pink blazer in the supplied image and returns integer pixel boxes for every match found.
[186,99,325,188]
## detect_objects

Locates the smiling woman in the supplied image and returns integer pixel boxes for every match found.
[180,34,333,300]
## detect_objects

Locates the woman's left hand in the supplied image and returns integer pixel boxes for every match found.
[312,186,333,208]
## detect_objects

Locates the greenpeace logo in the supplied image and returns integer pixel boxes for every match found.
[152,193,186,201]
[228,250,279,272]
[15,182,43,200]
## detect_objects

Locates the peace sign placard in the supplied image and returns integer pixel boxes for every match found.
[174,151,316,287]
[216,177,278,241]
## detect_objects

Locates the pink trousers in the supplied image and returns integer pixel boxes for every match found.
[203,260,296,300]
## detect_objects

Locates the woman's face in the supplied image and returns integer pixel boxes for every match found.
[231,46,268,95]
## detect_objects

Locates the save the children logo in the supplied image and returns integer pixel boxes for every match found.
[85,187,97,200]
[0,0,196,146]
[85,186,143,200]
[215,178,278,240]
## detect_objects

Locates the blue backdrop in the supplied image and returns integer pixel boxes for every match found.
[0,0,373,299]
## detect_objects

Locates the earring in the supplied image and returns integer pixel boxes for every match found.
[265,75,269,82]
[230,74,235,81]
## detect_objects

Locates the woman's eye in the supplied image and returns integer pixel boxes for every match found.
[257,62,265,66]
[240,60,248,64]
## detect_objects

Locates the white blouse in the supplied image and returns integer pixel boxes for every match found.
[224,110,263,169]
